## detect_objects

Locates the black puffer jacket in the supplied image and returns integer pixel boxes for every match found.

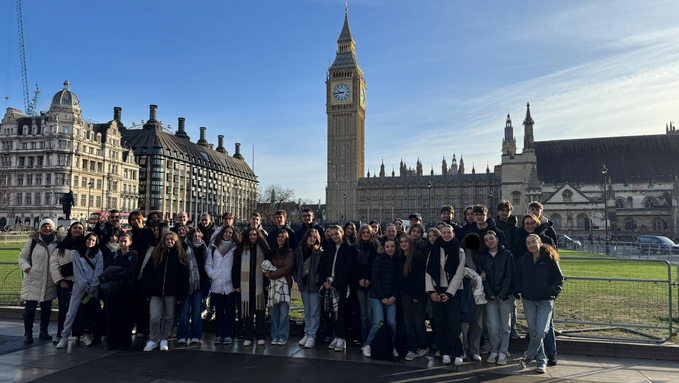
[319,241,356,290]
[481,245,514,300]
[398,251,427,301]
[513,248,563,301]
[512,225,555,261]
[370,252,400,300]
[141,247,189,300]
[465,218,509,250]
[494,215,518,248]
[353,240,380,290]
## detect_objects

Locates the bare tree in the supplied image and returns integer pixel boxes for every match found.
[256,184,297,226]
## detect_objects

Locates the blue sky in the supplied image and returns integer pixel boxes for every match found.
[2,0,679,203]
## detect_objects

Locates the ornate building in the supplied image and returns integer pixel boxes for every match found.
[501,105,679,239]
[0,81,140,228]
[119,105,258,224]
[326,10,500,224]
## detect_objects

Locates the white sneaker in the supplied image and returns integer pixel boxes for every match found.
[442,355,452,365]
[435,350,441,358]
[56,337,68,349]
[271,339,279,346]
[190,338,200,344]
[328,338,339,349]
[362,344,371,357]
[278,339,287,346]
[472,354,482,362]
[299,335,309,346]
[178,338,187,344]
[497,353,508,365]
[416,347,429,357]
[405,351,416,361]
[487,352,498,363]
[536,364,546,374]
[454,357,463,366]
[143,341,158,352]
[160,340,169,351]
[82,334,93,347]
[334,338,345,351]
[257,339,265,346]
[243,340,252,346]
[304,337,316,348]
[393,348,400,358]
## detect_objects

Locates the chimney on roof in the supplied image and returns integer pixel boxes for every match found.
[208,143,214,150]
[233,143,244,160]
[216,135,226,153]
[197,127,208,146]
[113,107,122,122]
[175,117,190,140]
[149,105,158,121]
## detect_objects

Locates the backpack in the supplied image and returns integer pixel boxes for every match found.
[370,321,398,361]
[27,239,38,266]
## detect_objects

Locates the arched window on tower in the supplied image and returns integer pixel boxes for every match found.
[562,190,573,202]
[615,198,626,209]
[643,197,659,208]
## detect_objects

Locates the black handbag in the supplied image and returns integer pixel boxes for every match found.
[60,262,74,278]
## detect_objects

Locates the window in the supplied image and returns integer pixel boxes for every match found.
[81,195,87,206]
[643,197,658,208]
[16,193,22,206]
[74,176,79,185]
[18,157,25,167]
[512,191,521,205]
[96,180,102,189]
[26,175,32,185]
[615,199,626,209]
[35,193,41,205]
[624,218,636,231]
[652,219,663,232]
[36,174,41,185]
[562,190,573,202]
[17,175,23,186]
[46,174,51,185]
[550,214,563,230]
[576,214,589,230]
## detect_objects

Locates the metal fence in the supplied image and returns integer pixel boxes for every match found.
[558,239,679,264]
[0,262,23,306]
[555,257,675,343]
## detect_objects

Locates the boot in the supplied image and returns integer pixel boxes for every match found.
[24,333,33,344]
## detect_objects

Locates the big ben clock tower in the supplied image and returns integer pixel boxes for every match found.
[326,7,366,223]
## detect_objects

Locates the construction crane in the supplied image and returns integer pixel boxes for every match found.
[15,0,40,116]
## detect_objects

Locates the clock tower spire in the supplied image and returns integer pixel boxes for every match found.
[326,6,366,222]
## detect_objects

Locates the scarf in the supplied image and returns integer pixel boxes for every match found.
[261,260,290,307]
[107,242,119,253]
[184,239,201,294]
[319,285,340,320]
[426,236,460,286]
[213,239,234,257]
[240,244,265,317]
[41,232,56,244]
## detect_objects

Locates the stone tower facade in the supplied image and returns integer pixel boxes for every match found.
[326,9,366,222]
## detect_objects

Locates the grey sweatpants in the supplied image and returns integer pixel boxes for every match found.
[150,296,177,342]
[60,285,89,339]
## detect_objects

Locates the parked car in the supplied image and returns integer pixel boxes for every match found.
[638,235,679,255]
[557,234,582,250]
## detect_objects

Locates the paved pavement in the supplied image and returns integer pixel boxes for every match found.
[0,319,678,383]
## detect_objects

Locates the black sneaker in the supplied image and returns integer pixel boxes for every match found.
[547,355,557,366]
[24,334,34,344]
[39,333,52,341]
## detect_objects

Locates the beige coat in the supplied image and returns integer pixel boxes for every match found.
[49,247,76,283]
[18,232,62,302]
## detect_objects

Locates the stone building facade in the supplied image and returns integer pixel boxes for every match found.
[0,81,140,228]
[119,105,258,224]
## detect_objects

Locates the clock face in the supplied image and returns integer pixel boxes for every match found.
[333,83,350,102]
[360,86,366,106]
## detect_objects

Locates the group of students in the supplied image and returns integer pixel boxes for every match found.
[18,201,563,374]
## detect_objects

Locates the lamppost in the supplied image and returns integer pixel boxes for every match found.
[427,181,432,226]
[343,192,347,224]
[87,181,93,228]
[601,165,609,253]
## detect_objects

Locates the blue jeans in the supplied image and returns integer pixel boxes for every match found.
[269,302,290,342]
[544,316,556,357]
[178,291,203,340]
[522,299,554,365]
[301,290,321,337]
[485,296,514,355]
[355,288,373,344]
[366,298,396,346]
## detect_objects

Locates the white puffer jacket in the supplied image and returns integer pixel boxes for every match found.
[205,244,236,295]
[49,247,76,283]
[18,232,61,302]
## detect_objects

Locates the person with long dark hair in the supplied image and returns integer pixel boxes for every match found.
[408,223,427,254]
[233,228,270,346]
[319,225,356,352]
[135,222,170,338]
[425,225,465,366]
[515,235,563,374]
[398,234,428,361]
[353,224,382,348]
[393,218,405,238]
[266,230,294,345]
[178,228,208,345]
[50,222,84,344]
[197,213,216,243]
[205,225,241,344]
[343,222,358,245]
[142,232,189,351]
[481,231,514,365]
[293,228,324,348]
[100,232,138,350]
[56,233,103,349]
[369,220,382,239]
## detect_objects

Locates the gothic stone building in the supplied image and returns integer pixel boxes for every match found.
[0,81,140,228]
[501,105,679,240]
[119,105,258,224]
